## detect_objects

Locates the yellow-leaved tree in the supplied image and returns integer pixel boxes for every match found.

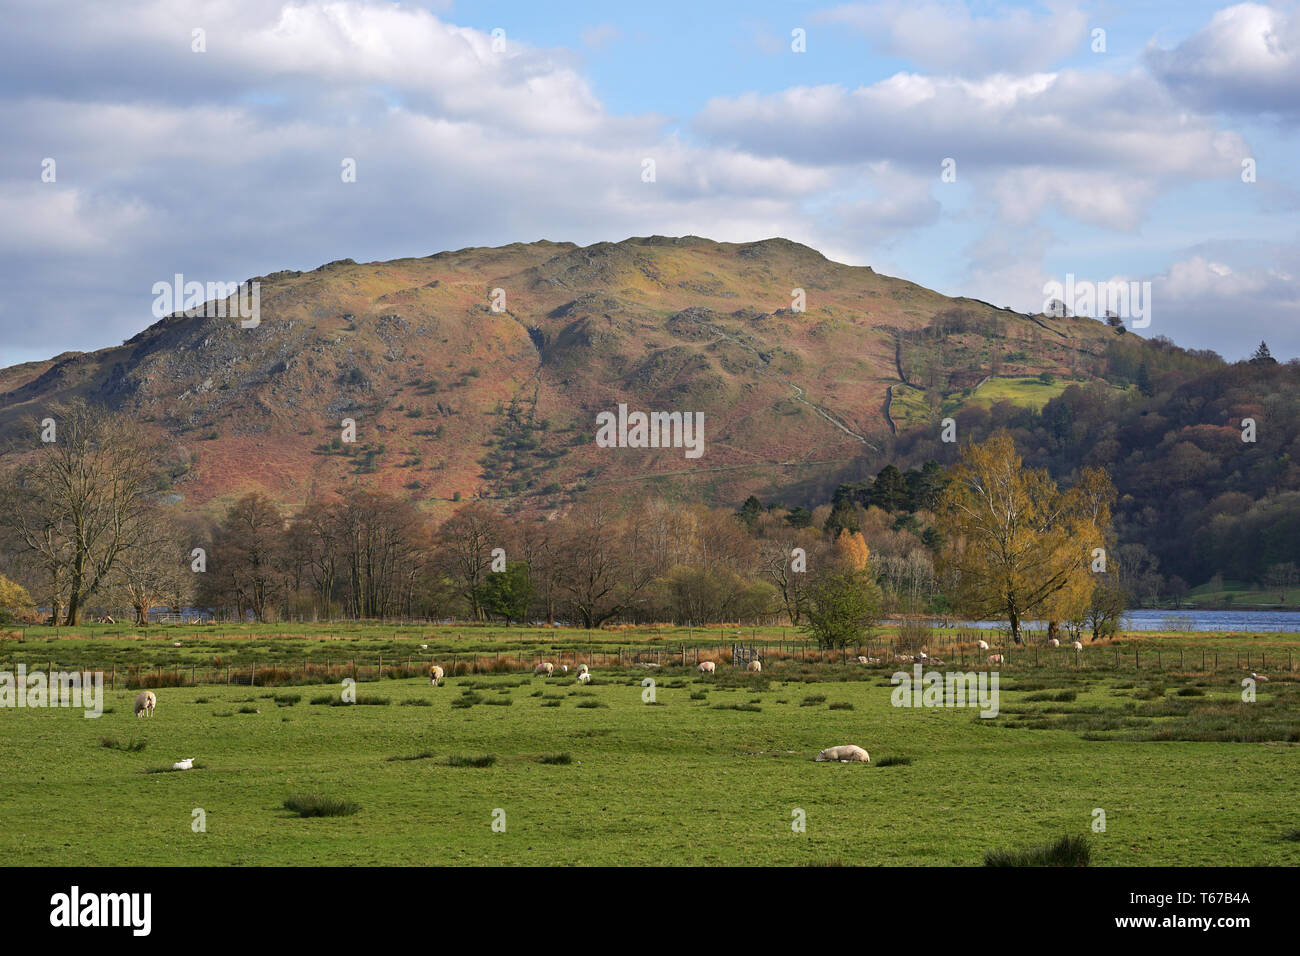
[0,573,35,623]
[834,529,870,571]
[935,432,1113,643]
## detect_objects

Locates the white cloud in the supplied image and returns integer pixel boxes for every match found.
[817,0,1090,76]
[1147,3,1300,120]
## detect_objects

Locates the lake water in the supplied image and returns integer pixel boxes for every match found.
[953,609,1300,633]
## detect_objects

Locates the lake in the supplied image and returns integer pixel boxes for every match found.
[953,609,1300,633]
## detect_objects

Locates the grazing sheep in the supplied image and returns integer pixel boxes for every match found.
[977,640,990,651]
[134,691,156,718]
[429,665,445,686]
[815,745,870,763]
[560,664,569,674]
[1072,641,1083,652]
[748,660,762,673]
[1047,638,1060,647]
[577,671,592,684]
[172,758,194,771]
[1249,672,1270,682]
[698,661,716,674]
[533,662,554,677]
[577,663,589,676]
[987,654,1004,665]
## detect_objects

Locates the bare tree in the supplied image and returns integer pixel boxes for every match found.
[0,401,159,624]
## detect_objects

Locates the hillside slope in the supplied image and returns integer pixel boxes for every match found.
[0,236,1133,516]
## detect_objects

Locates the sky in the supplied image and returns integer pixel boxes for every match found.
[1,0,1297,367]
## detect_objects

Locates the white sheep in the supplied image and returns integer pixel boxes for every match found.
[1072,641,1083,652]
[1047,638,1060,647]
[815,745,870,763]
[429,665,445,686]
[987,654,1004,665]
[977,640,990,651]
[533,662,554,677]
[577,671,592,684]
[698,661,716,674]
[748,660,762,673]
[560,664,569,674]
[172,758,194,771]
[134,690,156,718]
[577,663,589,676]
[1249,672,1270,682]
[856,655,869,664]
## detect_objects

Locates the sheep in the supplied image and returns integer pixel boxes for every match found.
[856,655,869,664]
[698,661,716,674]
[987,654,1004,665]
[577,663,589,676]
[429,665,445,686]
[748,660,762,673]
[560,664,569,674]
[1072,641,1083,652]
[815,745,870,763]
[134,691,156,718]
[533,662,554,677]
[172,758,194,771]
[977,640,990,651]
[1249,672,1270,682]
[1047,638,1060,647]
[577,671,592,684]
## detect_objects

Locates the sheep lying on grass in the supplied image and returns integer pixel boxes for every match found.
[134,691,156,718]
[815,745,870,763]
[1047,638,1060,647]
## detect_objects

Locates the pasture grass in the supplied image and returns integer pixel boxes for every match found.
[1,646,1298,865]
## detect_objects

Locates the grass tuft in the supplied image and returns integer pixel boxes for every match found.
[984,834,1091,867]
[283,792,360,817]
[447,754,496,768]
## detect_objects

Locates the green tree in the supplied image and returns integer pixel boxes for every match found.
[736,495,763,529]
[804,568,883,649]
[1249,341,1277,365]
[481,561,533,624]
[1136,362,1155,397]
[869,465,909,512]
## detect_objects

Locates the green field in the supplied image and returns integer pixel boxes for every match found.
[2,629,1298,866]
[959,375,1074,412]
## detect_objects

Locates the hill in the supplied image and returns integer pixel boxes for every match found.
[0,236,1142,517]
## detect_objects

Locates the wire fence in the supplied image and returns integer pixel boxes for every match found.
[5,634,1293,690]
